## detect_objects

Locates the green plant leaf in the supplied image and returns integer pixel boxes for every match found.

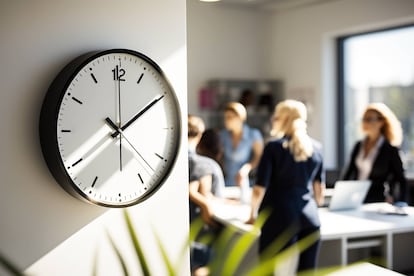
[221,228,257,275]
[123,210,151,276]
[176,223,193,274]
[105,230,130,276]
[207,224,237,274]
[91,245,99,276]
[247,228,320,276]
[152,227,175,276]
[257,224,297,262]
[96,207,344,276]
[219,210,268,275]
[189,217,205,241]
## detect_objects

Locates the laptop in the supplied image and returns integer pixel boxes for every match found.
[328,180,371,211]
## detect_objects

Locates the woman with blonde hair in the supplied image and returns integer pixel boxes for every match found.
[342,102,407,204]
[247,99,324,273]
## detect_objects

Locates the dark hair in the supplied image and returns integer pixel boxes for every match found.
[239,89,255,107]
[197,128,223,162]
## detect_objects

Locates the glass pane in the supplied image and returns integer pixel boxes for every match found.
[342,25,414,172]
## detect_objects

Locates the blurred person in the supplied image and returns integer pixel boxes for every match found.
[196,128,225,198]
[342,102,407,204]
[220,102,264,193]
[197,128,223,163]
[188,115,224,275]
[247,99,325,273]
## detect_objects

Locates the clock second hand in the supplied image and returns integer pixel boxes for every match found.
[105,117,155,173]
[117,60,123,171]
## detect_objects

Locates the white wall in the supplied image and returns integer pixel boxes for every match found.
[0,1,189,275]
[187,1,272,114]
[269,0,414,167]
[187,0,414,168]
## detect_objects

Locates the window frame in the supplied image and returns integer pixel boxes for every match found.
[336,23,414,168]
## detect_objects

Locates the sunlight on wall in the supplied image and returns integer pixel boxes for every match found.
[26,209,143,276]
[160,45,188,106]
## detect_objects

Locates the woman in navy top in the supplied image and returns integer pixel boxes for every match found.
[247,100,325,273]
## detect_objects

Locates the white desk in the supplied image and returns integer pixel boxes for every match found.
[213,202,414,274]
[318,203,414,272]
[327,262,405,276]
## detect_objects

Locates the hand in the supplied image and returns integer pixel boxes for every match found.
[245,216,255,225]
[200,205,218,228]
[385,195,394,204]
[111,95,164,138]
[236,165,250,186]
[105,117,154,173]
[235,172,243,187]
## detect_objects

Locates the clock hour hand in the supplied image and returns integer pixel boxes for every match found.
[105,117,154,172]
[111,95,164,138]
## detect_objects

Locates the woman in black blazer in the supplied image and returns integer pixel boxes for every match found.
[342,103,407,204]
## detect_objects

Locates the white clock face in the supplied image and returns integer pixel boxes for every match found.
[54,51,181,207]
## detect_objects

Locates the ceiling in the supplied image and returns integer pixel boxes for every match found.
[215,0,338,11]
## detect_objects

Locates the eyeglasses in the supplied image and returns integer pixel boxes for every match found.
[362,117,383,123]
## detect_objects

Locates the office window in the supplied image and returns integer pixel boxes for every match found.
[338,25,414,171]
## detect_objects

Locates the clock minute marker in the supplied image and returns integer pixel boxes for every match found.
[155,153,165,161]
[137,73,144,84]
[91,176,98,188]
[90,73,98,83]
[61,129,71,133]
[71,158,83,167]
[138,173,144,184]
[72,97,83,105]
[89,68,98,83]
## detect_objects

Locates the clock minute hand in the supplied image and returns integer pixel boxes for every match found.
[111,95,165,138]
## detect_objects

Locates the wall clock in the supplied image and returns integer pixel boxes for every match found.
[39,49,182,207]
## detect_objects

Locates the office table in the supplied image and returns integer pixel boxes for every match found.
[213,201,414,273]
[318,203,414,272]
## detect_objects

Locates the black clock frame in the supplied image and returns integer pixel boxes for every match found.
[39,49,182,207]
